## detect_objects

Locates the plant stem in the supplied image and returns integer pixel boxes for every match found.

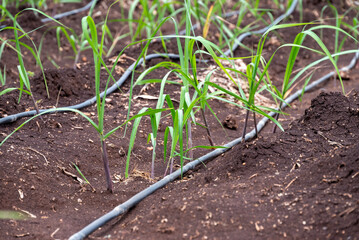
[187,120,193,160]
[101,139,113,192]
[170,157,174,174]
[253,111,258,138]
[241,109,250,143]
[30,94,44,121]
[272,112,280,133]
[163,157,173,176]
[73,53,80,70]
[31,95,40,115]
[151,141,156,179]
[272,102,282,133]
[201,108,214,146]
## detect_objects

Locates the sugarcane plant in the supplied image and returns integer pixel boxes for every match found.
[0,6,68,112]
[81,14,169,191]
[206,29,286,141]
[127,0,183,41]
[131,23,239,177]
[37,2,99,69]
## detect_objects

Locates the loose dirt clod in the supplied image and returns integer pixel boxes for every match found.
[223,114,238,130]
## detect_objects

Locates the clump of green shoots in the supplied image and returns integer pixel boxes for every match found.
[52,23,113,69]
[127,0,182,41]
[37,2,99,69]
[229,34,285,141]
[0,7,65,112]
[81,15,127,191]
[81,3,169,190]
[55,26,91,68]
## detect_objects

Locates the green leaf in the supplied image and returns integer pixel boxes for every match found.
[125,107,148,178]
[0,88,17,97]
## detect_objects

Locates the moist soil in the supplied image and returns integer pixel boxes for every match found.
[1,1,359,239]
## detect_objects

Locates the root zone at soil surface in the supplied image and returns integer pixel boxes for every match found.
[1,0,359,239]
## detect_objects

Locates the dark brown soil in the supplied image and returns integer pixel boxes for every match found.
[1,1,359,240]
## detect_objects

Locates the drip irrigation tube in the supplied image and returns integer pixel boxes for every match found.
[0,0,298,125]
[68,50,359,240]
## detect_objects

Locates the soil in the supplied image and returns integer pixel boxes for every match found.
[1,1,359,240]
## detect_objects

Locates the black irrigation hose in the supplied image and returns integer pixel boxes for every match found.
[68,50,359,240]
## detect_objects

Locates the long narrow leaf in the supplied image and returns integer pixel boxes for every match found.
[125,107,148,178]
